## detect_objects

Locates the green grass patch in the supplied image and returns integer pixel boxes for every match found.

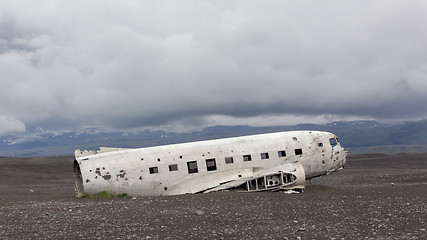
[80,191,128,199]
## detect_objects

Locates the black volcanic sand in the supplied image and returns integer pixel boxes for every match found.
[0,154,426,239]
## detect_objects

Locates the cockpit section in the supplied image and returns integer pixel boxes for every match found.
[326,135,347,175]
[329,137,339,147]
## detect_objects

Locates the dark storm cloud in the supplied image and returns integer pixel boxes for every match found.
[1,0,427,134]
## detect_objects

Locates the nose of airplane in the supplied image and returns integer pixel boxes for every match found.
[327,146,347,174]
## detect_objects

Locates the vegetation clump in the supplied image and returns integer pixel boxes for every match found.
[80,191,127,199]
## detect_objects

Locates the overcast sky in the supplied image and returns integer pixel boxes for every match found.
[1,0,427,134]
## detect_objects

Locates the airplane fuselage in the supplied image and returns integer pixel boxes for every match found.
[73,131,347,197]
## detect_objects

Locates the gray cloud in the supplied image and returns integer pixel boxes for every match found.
[1,0,427,134]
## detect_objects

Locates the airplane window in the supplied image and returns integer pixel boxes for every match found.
[329,138,338,147]
[225,157,234,164]
[295,148,303,155]
[261,153,269,159]
[243,155,252,161]
[278,150,286,157]
[318,143,323,147]
[187,161,198,174]
[149,167,158,174]
[206,158,217,171]
[169,164,178,171]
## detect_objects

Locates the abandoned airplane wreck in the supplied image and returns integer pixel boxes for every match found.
[73,131,347,197]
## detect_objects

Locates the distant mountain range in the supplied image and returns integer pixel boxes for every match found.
[2,119,427,157]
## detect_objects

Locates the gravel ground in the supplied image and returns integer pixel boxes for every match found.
[0,153,426,239]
